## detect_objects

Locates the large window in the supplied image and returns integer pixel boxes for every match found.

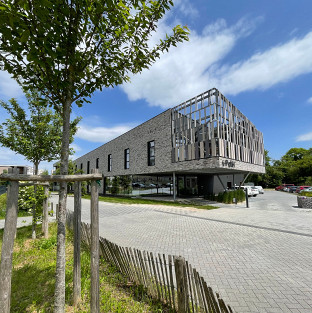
[124,148,130,169]
[108,154,112,172]
[148,140,155,166]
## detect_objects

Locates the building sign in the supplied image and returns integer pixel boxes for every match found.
[222,160,235,168]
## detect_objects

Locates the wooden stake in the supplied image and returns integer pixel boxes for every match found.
[0,170,19,313]
[73,181,81,306]
[42,186,49,238]
[90,170,99,313]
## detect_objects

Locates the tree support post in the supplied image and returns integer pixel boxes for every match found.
[73,181,81,306]
[42,186,49,238]
[0,170,19,313]
[90,169,100,313]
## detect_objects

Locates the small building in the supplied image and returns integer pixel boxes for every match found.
[74,88,265,196]
[0,165,33,175]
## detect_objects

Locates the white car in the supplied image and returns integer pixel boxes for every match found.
[243,186,259,197]
[254,186,264,194]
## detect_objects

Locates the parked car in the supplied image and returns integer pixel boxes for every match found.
[132,182,145,188]
[288,186,298,193]
[295,186,310,193]
[254,186,264,194]
[275,184,294,191]
[242,186,259,197]
[299,186,312,193]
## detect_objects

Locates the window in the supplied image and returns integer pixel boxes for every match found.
[96,158,99,169]
[148,140,155,166]
[108,154,112,172]
[80,163,83,170]
[124,148,130,169]
[87,161,90,174]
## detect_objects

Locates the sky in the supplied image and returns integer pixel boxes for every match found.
[0,0,312,173]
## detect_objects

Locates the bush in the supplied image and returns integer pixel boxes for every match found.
[0,193,7,218]
[300,191,312,197]
[205,189,245,204]
[111,177,120,195]
[18,185,48,222]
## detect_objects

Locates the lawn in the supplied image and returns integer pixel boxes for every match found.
[82,194,218,210]
[0,223,174,312]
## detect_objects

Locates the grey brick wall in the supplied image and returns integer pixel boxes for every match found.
[75,109,265,178]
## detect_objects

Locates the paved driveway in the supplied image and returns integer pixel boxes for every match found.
[50,191,312,313]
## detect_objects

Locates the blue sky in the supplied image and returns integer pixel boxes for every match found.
[1,0,312,173]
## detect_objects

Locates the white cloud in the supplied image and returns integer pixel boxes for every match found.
[0,71,23,99]
[70,143,81,152]
[0,147,27,164]
[173,0,199,18]
[218,32,312,95]
[296,132,312,142]
[307,97,312,104]
[121,17,312,109]
[76,124,133,143]
[122,18,254,108]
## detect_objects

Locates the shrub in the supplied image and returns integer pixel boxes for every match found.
[206,189,245,204]
[111,176,120,195]
[0,193,7,218]
[300,191,312,197]
[18,185,48,222]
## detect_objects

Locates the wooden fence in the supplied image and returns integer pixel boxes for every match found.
[67,212,234,313]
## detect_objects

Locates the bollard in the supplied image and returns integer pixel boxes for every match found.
[245,189,249,208]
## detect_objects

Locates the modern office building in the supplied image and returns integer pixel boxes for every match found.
[74,88,265,196]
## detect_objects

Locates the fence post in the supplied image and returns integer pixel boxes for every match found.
[56,203,59,220]
[90,169,100,313]
[42,185,49,238]
[174,256,188,313]
[0,169,19,313]
[73,181,81,306]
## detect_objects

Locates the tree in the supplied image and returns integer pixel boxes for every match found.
[119,175,132,194]
[0,92,80,238]
[0,1,188,311]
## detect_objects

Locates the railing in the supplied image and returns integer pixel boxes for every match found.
[67,212,234,313]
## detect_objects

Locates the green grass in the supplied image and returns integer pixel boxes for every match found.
[82,194,218,210]
[0,193,32,219]
[0,223,174,312]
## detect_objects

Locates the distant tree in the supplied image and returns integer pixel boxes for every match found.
[53,160,86,194]
[119,175,132,194]
[111,176,120,195]
[0,92,80,238]
[0,1,188,310]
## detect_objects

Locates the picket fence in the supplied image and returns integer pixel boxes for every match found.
[66,212,234,313]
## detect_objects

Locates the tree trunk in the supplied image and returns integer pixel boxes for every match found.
[32,162,39,239]
[54,98,71,313]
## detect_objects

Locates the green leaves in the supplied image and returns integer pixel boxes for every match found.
[0,91,80,167]
[0,0,189,107]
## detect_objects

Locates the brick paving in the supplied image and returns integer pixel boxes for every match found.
[53,191,312,313]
